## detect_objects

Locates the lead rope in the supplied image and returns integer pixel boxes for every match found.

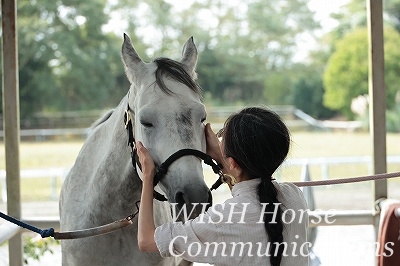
[0,201,140,240]
[1,103,399,239]
[293,171,400,187]
[1,170,399,239]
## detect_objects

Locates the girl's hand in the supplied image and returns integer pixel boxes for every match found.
[136,141,158,253]
[136,141,155,184]
[205,123,223,162]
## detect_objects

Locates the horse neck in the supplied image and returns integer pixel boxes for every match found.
[89,95,142,203]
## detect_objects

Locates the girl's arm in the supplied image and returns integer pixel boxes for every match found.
[136,141,159,252]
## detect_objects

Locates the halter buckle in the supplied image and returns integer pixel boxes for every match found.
[124,109,132,129]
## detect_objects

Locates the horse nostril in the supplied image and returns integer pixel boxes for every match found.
[173,187,212,221]
[175,191,185,206]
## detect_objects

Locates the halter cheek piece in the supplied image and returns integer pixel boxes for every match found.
[0,105,226,241]
[124,105,225,202]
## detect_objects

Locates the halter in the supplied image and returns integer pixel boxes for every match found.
[3,105,399,240]
[0,103,225,241]
[124,104,225,202]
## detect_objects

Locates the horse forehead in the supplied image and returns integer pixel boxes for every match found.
[136,84,200,113]
[138,97,199,122]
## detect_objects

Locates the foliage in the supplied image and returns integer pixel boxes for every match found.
[116,0,319,105]
[0,0,328,125]
[329,0,400,39]
[323,27,400,118]
[384,0,400,32]
[291,69,336,119]
[23,236,59,264]
[387,104,400,132]
[193,0,318,105]
[1,0,133,120]
[20,0,128,112]
[311,0,400,121]
[1,0,320,122]
[2,0,400,122]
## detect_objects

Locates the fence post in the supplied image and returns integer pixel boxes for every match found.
[321,164,329,180]
[0,170,7,203]
[1,0,23,264]
[300,163,317,246]
[367,0,387,248]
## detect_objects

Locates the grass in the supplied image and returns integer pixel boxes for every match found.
[0,141,84,169]
[0,131,399,203]
[0,141,83,201]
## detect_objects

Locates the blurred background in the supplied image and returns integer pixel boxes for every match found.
[1,0,400,129]
[1,0,400,265]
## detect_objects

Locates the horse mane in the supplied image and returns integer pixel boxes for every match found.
[153,57,202,97]
[91,109,114,129]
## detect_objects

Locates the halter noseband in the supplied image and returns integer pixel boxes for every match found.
[124,105,224,202]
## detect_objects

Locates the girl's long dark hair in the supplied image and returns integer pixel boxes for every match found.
[220,107,290,266]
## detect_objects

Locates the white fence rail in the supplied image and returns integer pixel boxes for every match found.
[0,128,90,141]
[0,107,366,142]
[0,168,69,203]
[1,155,400,203]
[281,155,400,180]
[0,156,399,249]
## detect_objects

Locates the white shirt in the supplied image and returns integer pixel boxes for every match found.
[155,178,309,266]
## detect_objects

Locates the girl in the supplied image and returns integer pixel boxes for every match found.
[137,107,309,266]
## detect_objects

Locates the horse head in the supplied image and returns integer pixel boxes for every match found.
[121,34,211,220]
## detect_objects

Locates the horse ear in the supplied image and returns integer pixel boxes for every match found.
[181,36,198,78]
[121,33,147,84]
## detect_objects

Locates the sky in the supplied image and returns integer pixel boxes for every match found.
[308,0,350,32]
[295,0,350,60]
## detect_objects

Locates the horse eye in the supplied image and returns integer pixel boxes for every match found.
[141,121,153,128]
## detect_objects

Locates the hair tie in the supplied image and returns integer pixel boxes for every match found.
[221,174,237,186]
[261,176,274,182]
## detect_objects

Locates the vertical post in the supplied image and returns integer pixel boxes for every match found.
[1,0,23,265]
[367,0,387,200]
[366,0,387,242]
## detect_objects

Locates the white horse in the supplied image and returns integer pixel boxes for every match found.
[60,34,211,265]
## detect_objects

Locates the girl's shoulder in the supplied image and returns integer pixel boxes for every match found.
[274,181,302,196]
[274,181,308,209]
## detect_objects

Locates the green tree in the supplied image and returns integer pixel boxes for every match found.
[112,0,319,105]
[2,0,142,121]
[329,0,400,39]
[302,0,400,120]
[291,70,336,119]
[323,27,400,118]
[385,0,400,32]
[2,0,320,122]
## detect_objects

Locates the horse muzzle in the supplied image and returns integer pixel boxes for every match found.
[173,185,213,221]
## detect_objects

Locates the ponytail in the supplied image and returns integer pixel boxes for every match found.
[258,178,284,266]
[221,107,290,266]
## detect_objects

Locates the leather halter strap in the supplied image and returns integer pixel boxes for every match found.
[124,105,224,201]
[0,104,225,241]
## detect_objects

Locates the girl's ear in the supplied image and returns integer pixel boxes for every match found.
[227,157,242,176]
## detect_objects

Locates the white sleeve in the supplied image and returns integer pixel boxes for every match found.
[154,210,222,263]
